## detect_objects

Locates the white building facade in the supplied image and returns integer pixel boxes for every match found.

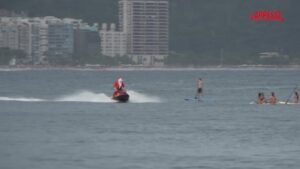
[100,23,127,57]
[0,17,49,64]
[0,16,87,65]
[100,0,169,66]
[0,19,19,50]
[17,21,31,59]
[119,0,169,66]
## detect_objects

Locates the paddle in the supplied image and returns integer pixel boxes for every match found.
[285,85,298,104]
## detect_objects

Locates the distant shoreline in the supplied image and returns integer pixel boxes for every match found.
[1,64,300,71]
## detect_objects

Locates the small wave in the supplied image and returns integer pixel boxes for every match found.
[0,68,32,72]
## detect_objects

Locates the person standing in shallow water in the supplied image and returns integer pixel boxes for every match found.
[257,92,266,104]
[195,78,203,100]
[268,92,277,105]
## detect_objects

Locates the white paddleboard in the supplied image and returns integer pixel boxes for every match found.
[278,101,299,105]
[250,101,299,105]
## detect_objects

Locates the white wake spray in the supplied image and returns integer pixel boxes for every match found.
[0,90,162,103]
[127,90,162,103]
[0,97,45,102]
[55,91,113,103]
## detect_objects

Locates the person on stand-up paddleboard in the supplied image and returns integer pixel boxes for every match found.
[195,78,203,100]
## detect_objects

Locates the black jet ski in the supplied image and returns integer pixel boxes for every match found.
[112,90,129,102]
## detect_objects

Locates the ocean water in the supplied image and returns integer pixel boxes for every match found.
[0,68,299,169]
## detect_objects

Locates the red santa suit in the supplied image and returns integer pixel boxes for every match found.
[113,78,125,96]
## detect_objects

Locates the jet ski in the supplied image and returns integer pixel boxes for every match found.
[112,90,129,102]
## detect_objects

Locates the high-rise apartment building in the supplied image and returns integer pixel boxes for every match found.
[1,16,99,65]
[21,18,49,64]
[119,0,169,66]
[74,23,101,62]
[100,23,127,57]
[0,20,19,50]
[17,22,31,59]
[0,17,49,64]
[47,20,74,63]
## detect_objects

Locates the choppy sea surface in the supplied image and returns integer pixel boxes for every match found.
[0,68,299,169]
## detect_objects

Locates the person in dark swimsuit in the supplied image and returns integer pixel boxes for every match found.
[293,91,299,103]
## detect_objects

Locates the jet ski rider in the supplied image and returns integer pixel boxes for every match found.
[113,78,125,96]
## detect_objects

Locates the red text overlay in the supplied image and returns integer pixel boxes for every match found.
[250,10,284,22]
